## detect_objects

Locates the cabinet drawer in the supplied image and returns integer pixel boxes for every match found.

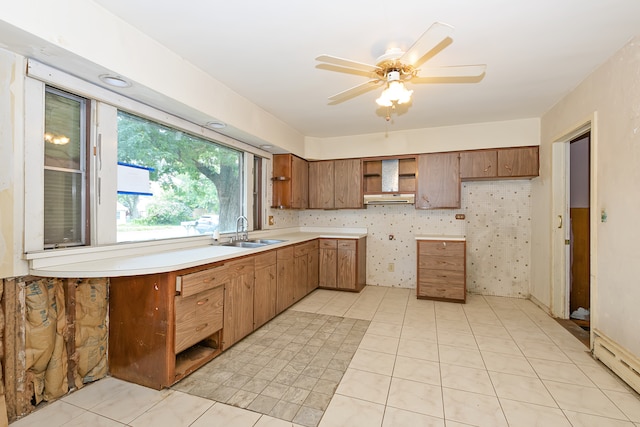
[254,251,277,269]
[227,257,255,274]
[417,280,465,300]
[175,286,224,353]
[337,240,356,251]
[418,255,465,271]
[293,240,318,257]
[418,268,465,286]
[177,264,227,297]
[319,239,337,249]
[418,240,464,257]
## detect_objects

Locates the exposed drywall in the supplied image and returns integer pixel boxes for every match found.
[304,118,540,160]
[535,36,640,356]
[0,50,28,279]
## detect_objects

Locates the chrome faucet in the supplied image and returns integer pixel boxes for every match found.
[236,215,249,241]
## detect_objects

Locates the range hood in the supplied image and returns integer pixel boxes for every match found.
[364,193,415,205]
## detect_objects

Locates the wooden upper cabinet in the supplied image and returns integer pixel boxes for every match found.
[416,152,461,209]
[497,146,539,178]
[291,155,309,208]
[308,161,335,209]
[334,159,362,208]
[362,156,416,194]
[308,159,362,209]
[460,150,497,179]
[272,154,308,209]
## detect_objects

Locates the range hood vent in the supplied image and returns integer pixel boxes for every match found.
[364,193,415,205]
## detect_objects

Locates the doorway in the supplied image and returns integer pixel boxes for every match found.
[568,133,591,331]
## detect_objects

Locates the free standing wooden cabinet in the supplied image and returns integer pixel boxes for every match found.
[109,262,227,389]
[318,237,367,291]
[417,239,466,303]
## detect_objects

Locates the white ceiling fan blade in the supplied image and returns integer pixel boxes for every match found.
[328,79,382,103]
[417,64,486,78]
[400,22,455,66]
[316,54,381,73]
[411,65,486,84]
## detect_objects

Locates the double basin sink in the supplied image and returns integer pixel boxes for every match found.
[221,239,286,248]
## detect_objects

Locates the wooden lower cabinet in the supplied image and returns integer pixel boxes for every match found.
[223,257,255,350]
[109,262,227,389]
[108,237,365,390]
[294,240,319,302]
[417,239,466,303]
[318,237,366,291]
[254,251,277,329]
[276,246,295,313]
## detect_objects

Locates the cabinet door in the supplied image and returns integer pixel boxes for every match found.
[223,258,255,349]
[497,147,539,177]
[276,247,295,313]
[110,274,174,389]
[460,150,497,179]
[254,251,277,329]
[416,152,461,209]
[337,240,356,290]
[308,161,335,209]
[291,155,309,208]
[334,159,362,209]
[307,240,319,293]
[293,244,309,303]
[319,239,337,288]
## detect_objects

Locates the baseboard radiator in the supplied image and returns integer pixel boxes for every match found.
[593,329,640,394]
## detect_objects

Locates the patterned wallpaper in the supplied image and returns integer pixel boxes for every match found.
[267,180,532,298]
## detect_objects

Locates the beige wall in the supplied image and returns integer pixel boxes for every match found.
[304,118,539,160]
[533,36,640,356]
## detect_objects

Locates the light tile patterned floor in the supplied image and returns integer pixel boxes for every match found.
[171,311,370,426]
[11,286,640,427]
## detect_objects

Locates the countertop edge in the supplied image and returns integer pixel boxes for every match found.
[29,231,368,278]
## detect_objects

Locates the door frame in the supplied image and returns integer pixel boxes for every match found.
[550,113,598,347]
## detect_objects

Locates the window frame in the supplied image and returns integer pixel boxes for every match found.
[24,59,272,255]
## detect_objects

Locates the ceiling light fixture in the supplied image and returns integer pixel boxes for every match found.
[205,121,226,129]
[99,74,131,88]
[375,71,413,108]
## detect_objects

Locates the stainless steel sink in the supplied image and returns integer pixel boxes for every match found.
[221,241,268,248]
[247,239,286,245]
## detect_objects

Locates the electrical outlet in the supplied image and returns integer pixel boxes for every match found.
[388,263,394,272]
[268,215,274,225]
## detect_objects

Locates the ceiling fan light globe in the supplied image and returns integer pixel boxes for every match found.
[376,94,392,107]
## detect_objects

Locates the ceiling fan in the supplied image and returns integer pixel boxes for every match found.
[316,22,486,117]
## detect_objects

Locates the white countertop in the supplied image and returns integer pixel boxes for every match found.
[415,234,466,241]
[28,229,367,278]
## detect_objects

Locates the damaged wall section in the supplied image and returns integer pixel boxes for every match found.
[1,277,108,423]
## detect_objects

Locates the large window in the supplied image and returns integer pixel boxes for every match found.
[43,87,89,248]
[116,111,243,242]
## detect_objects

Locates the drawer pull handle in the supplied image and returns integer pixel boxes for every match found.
[442,241,447,247]
[196,323,208,332]
[483,164,492,172]
[197,298,209,305]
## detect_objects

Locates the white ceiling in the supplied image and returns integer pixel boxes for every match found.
[37,1,640,139]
